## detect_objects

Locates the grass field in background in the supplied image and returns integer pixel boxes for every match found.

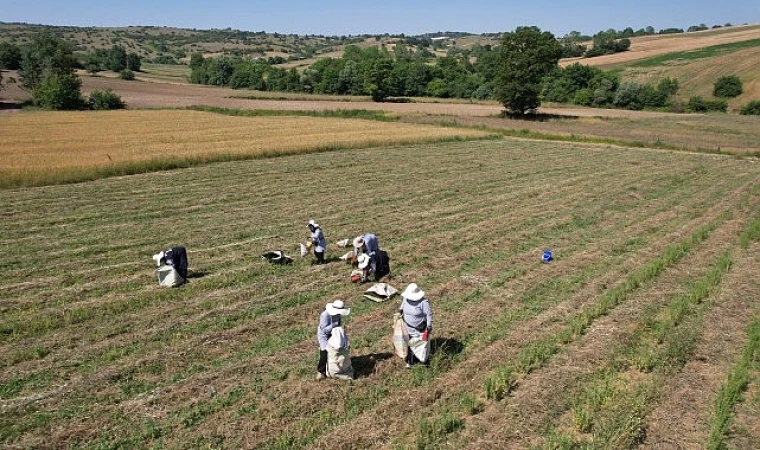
[0,110,491,188]
[1,137,759,449]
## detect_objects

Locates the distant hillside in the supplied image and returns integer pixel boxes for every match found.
[0,22,500,66]
[561,24,760,110]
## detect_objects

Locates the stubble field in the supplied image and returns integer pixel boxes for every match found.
[2,132,760,448]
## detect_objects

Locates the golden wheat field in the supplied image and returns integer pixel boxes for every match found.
[0,110,490,187]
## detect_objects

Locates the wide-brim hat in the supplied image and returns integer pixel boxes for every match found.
[152,251,165,267]
[357,253,370,269]
[308,219,319,229]
[326,299,350,316]
[402,283,425,301]
[353,235,365,248]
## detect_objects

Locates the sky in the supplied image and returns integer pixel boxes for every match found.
[3,1,759,37]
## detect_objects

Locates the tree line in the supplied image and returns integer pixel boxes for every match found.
[189,42,498,102]
[188,26,682,113]
[2,27,757,115]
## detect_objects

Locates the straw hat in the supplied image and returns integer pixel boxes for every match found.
[326,299,350,316]
[401,283,425,301]
[353,235,365,248]
[308,219,319,229]
[357,253,370,269]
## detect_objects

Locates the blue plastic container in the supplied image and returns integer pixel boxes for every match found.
[542,250,553,263]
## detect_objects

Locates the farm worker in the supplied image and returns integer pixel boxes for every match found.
[316,299,351,380]
[398,283,433,368]
[353,232,379,257]
[307,219,326,264]
[152,246,189,287]
[353,232,379,270]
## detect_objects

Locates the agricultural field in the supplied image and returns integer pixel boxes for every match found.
[563,24,760,110]
[0,110,489,188]
[562,24,760,69]
[3,71,757,160]
[1,126,760,449]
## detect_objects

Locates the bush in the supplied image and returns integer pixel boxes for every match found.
[713,75,743,98]
[572,88,593,106]
[687,96,727,113]
[613,82,644,110]
[471,84,493,100]
[33,73,85,110]
[119,70,135,80]
[88,88,125,110]
[740,100,760,115]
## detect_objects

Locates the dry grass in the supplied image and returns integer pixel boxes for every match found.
[0,110,490,187]
[561,24,760,69]
[622,45,760,110]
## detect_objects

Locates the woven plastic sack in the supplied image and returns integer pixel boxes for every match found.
[392,313,409,359]
[156,265,185,287]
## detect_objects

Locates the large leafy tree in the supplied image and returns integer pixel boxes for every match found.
[0,42,22,70]
[19,32,84,109]
[495,26,563,114]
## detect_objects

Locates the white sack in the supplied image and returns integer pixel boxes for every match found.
[156,265,185,287]
[392,313,409,359]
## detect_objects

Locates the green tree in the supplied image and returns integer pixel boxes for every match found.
[0,42,22,70]
[19,32,79,92]
[740,100,760,115]
[495,26,563,114]
[713,75,742,98]
[33,72,85,110]
[19,32,83,109]
[85,54,103,76]
[126,52,141,72]
[88,88,125,110]
[106,46,127,72]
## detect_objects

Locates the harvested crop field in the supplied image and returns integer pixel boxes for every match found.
[1,138,759,449]
[0,110,489,188]
[561,24,760,69]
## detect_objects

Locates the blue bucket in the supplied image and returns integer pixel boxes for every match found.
[542,250,553,263]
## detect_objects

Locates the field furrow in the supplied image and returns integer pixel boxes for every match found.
[1,135,758,449]
[641,244,760,448]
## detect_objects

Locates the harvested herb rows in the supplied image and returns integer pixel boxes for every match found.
[1,138,759,449]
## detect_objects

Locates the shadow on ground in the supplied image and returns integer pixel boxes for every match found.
[352,352,394,378]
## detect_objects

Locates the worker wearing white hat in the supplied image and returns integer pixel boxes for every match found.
[316,300,350,379]
[398,283,433,367]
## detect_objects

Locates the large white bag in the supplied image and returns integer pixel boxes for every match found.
[409,337,430,363]
[156,265,185,287]
[327,327,353,380]
[328,326,348,350]
[364,283,398,302]
[392,313,409,359]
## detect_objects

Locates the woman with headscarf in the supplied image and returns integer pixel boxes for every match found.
[316,299,350,379]
[398,283,433,367]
